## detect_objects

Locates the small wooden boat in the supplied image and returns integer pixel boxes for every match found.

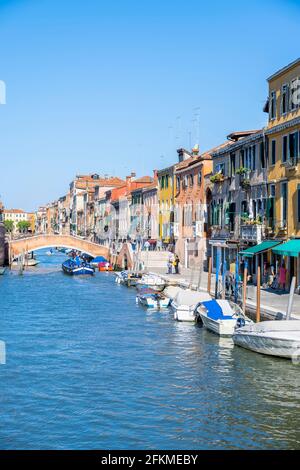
[115,271,142,287]
[197,299,253,337]
[62,258,94,275]
[0,267,6,275]
[136,288,170,309]
[136,274,166,292]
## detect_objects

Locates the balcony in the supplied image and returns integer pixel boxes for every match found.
[240,224,264,243]
[210,226,230,240]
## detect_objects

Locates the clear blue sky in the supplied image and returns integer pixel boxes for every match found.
[0,0,299,211]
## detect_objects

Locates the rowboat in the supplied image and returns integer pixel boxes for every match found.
[0,267,6,275]
[197,299,253,337]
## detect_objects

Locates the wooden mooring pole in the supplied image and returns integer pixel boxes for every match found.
[242,264,248,315]
[207,257,212,295]
[256,265,261,323]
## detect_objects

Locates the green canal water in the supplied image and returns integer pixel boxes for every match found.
[0,250,300,449]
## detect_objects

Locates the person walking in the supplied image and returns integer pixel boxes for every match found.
[173,254,180,274]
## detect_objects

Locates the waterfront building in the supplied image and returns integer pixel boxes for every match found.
[130,172,158,248]
[174,145,214,269]
[2,208,35,234]
[69,174,124,237]
[263,58,300,285]
[35,206,47,234]
[157,164,178,248]
[208,131,268,277]
[57,193,71,235]
[46,201,59,234]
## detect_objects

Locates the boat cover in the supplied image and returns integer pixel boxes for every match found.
[174,290,211,307]
[201,300,234,320]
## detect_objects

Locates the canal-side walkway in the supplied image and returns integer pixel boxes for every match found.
[150,267,300,320]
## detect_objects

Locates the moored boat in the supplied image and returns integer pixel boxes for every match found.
[62,258,94,275]
[0,267,6,275]
[197,299,253,337]
[136,274,165,292]
[171,289,211,322]
[136,287,170,309]
[232,321,300,359]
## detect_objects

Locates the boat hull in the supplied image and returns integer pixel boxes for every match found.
[171,302,196,322]
[233,331,300,359]
[62,264,94,275]
[199,311,237,336]
[138,296,159,308]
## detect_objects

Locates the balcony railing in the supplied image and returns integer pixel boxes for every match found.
[240,224,265,243]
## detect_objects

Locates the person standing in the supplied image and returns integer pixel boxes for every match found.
[279,263,287,291]
[144,240,150,251]
[174,254,180,274]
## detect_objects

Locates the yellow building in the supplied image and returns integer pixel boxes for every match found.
[265,58,300,283]
[157,164,177,246]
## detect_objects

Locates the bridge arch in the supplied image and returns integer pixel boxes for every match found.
[8,234,110,261]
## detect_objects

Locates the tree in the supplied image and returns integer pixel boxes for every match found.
[17,220,31,233]
[4,219,14,233]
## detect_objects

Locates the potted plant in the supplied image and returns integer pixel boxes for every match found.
[210,173,225,183]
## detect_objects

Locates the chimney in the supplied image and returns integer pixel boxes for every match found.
[153,169,158,181]
[130,172,136,180]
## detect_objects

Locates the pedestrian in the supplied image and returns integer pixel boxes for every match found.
[156,239,162,251]
[173,254,180,274]
[279,263,287,291]
[144,240,150,251]
[167,251,174,274]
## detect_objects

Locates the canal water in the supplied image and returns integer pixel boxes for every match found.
[0,250,300,450]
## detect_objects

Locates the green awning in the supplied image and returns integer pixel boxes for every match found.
[272,239,300,257]
[239,240,282,258]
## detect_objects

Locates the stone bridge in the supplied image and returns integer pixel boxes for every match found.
[8,234,109,261]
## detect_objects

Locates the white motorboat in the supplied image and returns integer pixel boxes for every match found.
[137,274,166,292]
[197,299,253,337]
[136,288,170,309]
[233,321,300,359]
[171,289,211,322]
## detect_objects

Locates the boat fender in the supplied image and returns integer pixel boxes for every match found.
[236,317,245,328]
[135,297,139,304]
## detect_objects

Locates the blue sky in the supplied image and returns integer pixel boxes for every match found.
[0,0,299,211]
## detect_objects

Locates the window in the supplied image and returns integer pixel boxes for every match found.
[271,140,276,165]
[269,184,276,198]
[281,182,288,226]
[165,175,169,189]
[289,131,299,161]
[189,174,193,187]
[291,78,300,111]
[282,135,288,162]
[270,91,276,120]
[260,142,266,168]
[240,149,244,168]
[230,153,236,176]
[176,176,180,191]
[281,84,288,115]
[215,163,225,175]
[197,171,202,185]
[183,175,188,189]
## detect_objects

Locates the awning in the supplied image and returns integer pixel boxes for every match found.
[239,240,282,258]
[272,239,300,257]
